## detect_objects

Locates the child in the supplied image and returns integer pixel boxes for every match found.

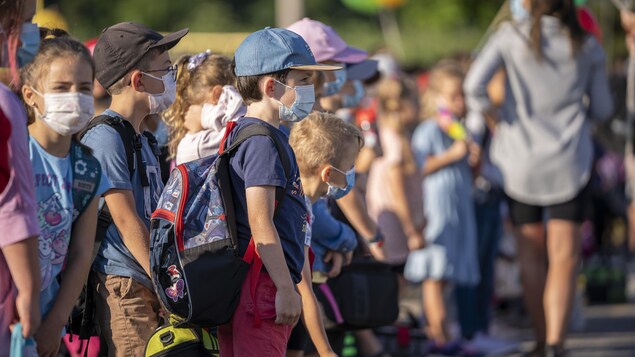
[220,27,340,356]
[80,22,188,356]
[366,76,424,273]
[20,32,110,356]
[406,61,479,353]
[0,0,41,350]
[163,51,246,165]
[288,112,364,357]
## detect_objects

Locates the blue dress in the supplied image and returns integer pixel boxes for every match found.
[405,120,480,286]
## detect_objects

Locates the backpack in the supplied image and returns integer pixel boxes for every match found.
[65,115,159,349]
[315,258,399,331]
[78,114,161,246]
[144,316,219,357]
[149,123,290,327]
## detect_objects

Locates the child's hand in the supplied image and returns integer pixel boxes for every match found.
[34,316,63,357]
[13,291,40,338]
[447,140,469,162]
[274,286,302,326]
[324,251,344,278]
[184,104,203,132]
[468,142,482,167]
[407,232,425,251]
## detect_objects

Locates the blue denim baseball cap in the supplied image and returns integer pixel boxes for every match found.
[234,27,341,77]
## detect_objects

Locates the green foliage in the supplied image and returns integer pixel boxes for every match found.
[56,0,505,66]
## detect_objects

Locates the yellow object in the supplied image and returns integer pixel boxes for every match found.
[145,316,219,357]
[448,121,467,141]
[33,8,68,31]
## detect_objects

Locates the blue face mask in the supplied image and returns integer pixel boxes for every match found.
[341,80,365,109]
[327,166,356,199]
[510,0,529,22]
[275,80,315,122]
[17,22,40,67]
[323,68,347,97]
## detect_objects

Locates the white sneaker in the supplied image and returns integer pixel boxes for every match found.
[463,332,519,356]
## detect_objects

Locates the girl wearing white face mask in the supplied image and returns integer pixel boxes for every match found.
[20,31,110,357]
[163,51,246,165]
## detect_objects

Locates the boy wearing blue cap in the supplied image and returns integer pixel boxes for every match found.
[218,27,339,356]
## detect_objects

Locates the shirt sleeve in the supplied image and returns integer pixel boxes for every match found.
[0,92,40,247]
[464,25,506,113]
[585,38,613,123]
[81,125,133,191]
[233,135,287,189]
[411,122,436,169]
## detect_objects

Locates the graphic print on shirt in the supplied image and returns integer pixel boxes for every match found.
[37,192,72,288]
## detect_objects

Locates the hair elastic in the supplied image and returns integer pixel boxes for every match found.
[187,49,212,71]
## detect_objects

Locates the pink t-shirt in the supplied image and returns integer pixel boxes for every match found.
[0,82,40,354]
[366,126,424,265]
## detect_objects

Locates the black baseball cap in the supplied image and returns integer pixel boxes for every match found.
[94,22,189,89]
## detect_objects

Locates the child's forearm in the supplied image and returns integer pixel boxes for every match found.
[386,164,419,235]
[3,237,40,303]
[297,251,334,356]
[336,187,377,240]
[423,149,462,176]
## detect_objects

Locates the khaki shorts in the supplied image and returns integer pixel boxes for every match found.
[90,271,161,357]
[626,150,635,203]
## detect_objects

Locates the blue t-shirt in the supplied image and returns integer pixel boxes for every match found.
[226,118,307,284]
[80,110,164,288]
[29,137,110,316]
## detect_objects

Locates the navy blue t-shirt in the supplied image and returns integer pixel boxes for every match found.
[226,118,307,284]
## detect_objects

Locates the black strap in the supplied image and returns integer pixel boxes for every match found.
[218,123,292,248]
[223,124,291,207]
[78,114,152,245]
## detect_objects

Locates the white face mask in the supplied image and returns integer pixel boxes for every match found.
[31,89,94,136]
[144,72,177,114]
[274,80,315,123]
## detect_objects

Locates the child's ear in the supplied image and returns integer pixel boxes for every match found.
[209,85,223,105]
[261,77,276,99]
[130,70,145,93]
[319,164,332,184]
[21,85,36,107]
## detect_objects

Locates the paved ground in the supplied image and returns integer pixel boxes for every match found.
[508,304,635,357]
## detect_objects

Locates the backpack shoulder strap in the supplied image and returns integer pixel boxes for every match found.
[70,142,103,223]
[224,124,291,180]
[224,123,291,208]
[79,114,136,181]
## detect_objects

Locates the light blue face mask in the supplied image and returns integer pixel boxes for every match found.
[17,22,40,67]
[341,80,365,109]
[323,68,347,97]
[510,0,529,22]
[327,165,356,199]
[275,80,315,122]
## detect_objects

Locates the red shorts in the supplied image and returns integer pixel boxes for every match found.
[218,269,293,357]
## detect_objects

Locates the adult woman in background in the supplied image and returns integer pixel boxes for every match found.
[464,0,613,356]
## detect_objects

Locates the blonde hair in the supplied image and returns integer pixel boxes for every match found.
[421,60,464,120]
[289,112,363,175]
[163,53,235,159]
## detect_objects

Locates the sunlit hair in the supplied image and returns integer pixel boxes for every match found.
[20,28,94,125]
[529,0,586,60]
[289,111,363,176]
[1,0,25,87]
[163,53,235,159]
[421,60,464,121]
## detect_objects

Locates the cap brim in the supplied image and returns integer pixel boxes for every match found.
[346,59,379,81]
[330,46,368,64]
[151,28,189,50]
[289,63,343,71]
